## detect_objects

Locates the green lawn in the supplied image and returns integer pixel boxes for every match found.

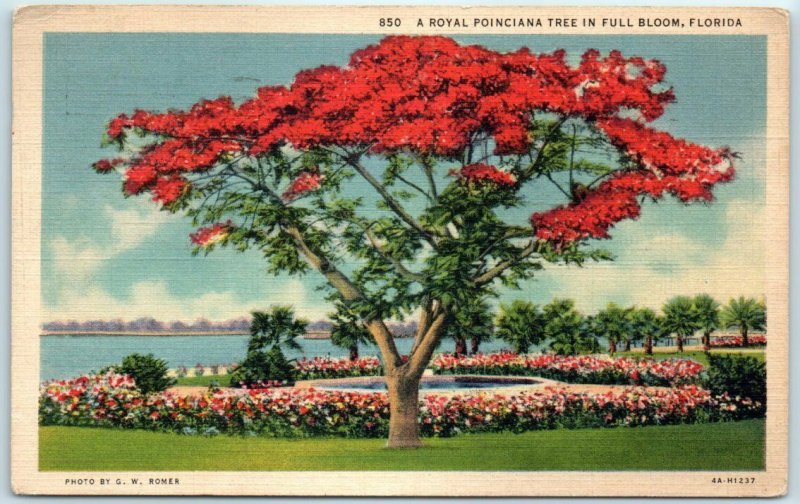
[616,349,765,367]
[40,420,764,471]
[174,374,233,387]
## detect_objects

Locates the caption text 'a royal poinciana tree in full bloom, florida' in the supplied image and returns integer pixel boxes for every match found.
[94,36,735,447]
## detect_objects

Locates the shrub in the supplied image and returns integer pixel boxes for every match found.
[101,353,174,394]
[230,346,296,388]
[230,306,306,388]
[705,353,766,404]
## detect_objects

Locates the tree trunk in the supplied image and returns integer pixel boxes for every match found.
[470,336,480,355]
[702,331,711,351]
[624,339,631,352]
[645,336,653,355]
[386,372,422,448]
[676,334,684,353]
[455,337,467,356]
[608,338,616,355]
[741,327,749,348]
[349,344,359,361]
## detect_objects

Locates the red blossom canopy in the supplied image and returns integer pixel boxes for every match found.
[97,35,734,247]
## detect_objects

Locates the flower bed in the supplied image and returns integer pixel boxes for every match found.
[40,372,762,438]
[710,335,766,348]
[294,356,382,380]
[431,352,704,387]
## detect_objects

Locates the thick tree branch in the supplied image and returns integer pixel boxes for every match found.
[407,309,448,378]
[409,299,434,356]
[283,225,404,371]
[473,240,538,287]
[244,165,404,370]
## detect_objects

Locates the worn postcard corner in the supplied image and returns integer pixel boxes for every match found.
[11,4,789,497]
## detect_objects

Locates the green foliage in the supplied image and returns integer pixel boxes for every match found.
[443,298,494,353]
[662,296,701,338]
[329,300,374,359]
[590,302,632,352]
[693,293,721,335]
[230,306,307,387]
[230,347,296,387]
[627,307,666,346]
[543,298,598,355]
[705,353,766,404]
[101,353,175,395]
[720,296,766,337]
[150,115,620,330]
[495,300,546,353]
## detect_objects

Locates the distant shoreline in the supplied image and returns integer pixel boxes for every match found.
[40,331,251,337]
[39,331,414,339]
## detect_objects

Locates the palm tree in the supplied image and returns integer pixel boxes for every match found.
[495,300,547,353]
[231,306,307,386]
[248,306,306,352]
[544,299,598,355]
[661,296,700,353]
[329,302,373,360]
[443,298,494,355]
[693,294,721,350]
[720,296,766,348]
[591,302,632,355]
[627,307,665,356]
[466,300,494,355]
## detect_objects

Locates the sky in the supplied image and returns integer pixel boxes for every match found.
[41,33,767,322]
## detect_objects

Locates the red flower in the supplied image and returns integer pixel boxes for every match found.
[190,221,233,247]
[151,176,188,204]
[282,171,323,201]
[453,163,517,188]
[96,36,735,248]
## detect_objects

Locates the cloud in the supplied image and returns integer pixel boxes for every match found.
[49,204,172,282]
[44,278,328,323]
[542,199,765,313]
[104,204,172,253]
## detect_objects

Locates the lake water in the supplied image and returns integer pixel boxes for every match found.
[39,335,525,381]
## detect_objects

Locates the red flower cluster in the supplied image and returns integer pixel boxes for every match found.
[189,221,232,247]
[40,372,762,438]
[294,356,383,380]
[91,157,126,173]
[432,351,704,386]
[532,117,735,245]
[453,163,517,188]
[282,171,324,201]
[710,335,767,348]
[95,36,734,246]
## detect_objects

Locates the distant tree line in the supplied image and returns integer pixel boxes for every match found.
[441,294,766,356]
[42,317,253,333]
[43,316,419,336]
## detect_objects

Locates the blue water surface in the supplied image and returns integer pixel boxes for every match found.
[39,335,524,381]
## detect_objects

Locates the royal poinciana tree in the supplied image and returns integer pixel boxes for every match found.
[94,36,735,447]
